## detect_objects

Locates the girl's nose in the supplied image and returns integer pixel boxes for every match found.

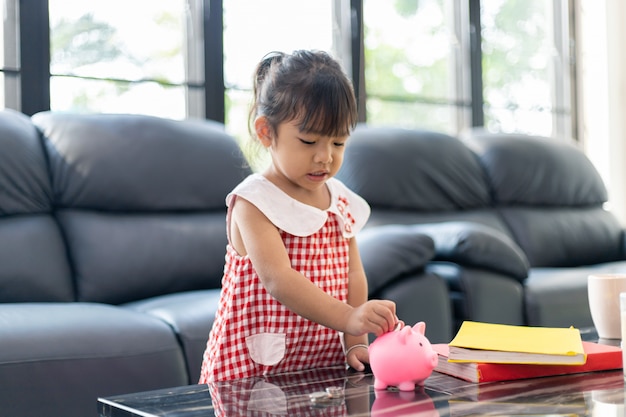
[315,145,333,164]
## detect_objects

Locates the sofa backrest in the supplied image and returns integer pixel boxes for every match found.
[32,112,252,304]
[462,131,624,267]
[0,109,74,302]
[337,125,510,234]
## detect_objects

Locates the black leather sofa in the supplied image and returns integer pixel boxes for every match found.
[7,110,619,416]
[0,110,452,417]
[337,125,626,332]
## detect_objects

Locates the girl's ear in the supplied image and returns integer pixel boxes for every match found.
[254,116,272,148]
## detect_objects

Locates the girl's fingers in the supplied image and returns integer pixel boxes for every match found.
[371,302,397,333]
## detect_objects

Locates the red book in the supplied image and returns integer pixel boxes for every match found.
[432,341,622,383]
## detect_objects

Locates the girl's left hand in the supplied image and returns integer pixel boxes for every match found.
[346,345,369,372]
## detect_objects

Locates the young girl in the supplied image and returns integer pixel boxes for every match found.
[199,50,399,383]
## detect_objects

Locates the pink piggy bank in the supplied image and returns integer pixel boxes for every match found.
[369,321,438,391]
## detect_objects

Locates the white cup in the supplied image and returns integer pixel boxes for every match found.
[621,293,626,380]
[587,274,626,339]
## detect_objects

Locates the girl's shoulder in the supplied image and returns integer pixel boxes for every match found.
[226,173,278,205]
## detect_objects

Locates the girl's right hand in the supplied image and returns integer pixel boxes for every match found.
[346,300,398,336]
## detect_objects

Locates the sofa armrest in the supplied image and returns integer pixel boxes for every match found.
[408,222,530,281]
[357,225,435,295]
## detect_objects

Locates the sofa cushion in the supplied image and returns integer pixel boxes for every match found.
[33,112,250,211]
[358,225,435,295]
[0,109,52,215]
[375,271,453,343]
[0,216,74,302]
[32,112,252,303]
[364,208,510,234]
[463,131,625,267]
[522,264,626,328]
[429,264,525,326]
[339,125,491,211]
[0,109,74,302]
[410,222,530,280]
[125,289,222,384]
[462,131,608,206]
[500,207,624,267]
[57,211,228,304]
[0,303,187,417]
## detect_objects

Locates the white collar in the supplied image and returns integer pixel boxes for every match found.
[226,174,370,237]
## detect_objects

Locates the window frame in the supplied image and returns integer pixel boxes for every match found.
[19,0,51,115]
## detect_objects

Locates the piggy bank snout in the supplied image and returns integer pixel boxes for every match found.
[428,350,438,368]
[415,345,438,371]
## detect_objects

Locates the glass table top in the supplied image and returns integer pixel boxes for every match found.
[98,364,625,417]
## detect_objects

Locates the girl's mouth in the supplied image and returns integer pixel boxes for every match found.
[307,171,328,181]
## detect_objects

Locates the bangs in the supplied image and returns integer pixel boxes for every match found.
[293,74,357,137]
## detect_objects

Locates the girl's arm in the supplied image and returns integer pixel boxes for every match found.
[231,197,397,337]
[344,237,372,371]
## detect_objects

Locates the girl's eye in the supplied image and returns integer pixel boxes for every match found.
[334,142,346,147]
[300,139,315,145]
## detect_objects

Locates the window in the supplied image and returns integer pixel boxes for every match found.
[4,0,576,141]
[47,0,203,120]
[222,0,336,144]
[480,0,573,138]
[363,0,471,133]
[363,0,574,139]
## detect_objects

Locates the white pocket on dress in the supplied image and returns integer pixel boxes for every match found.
[245,333,286,366]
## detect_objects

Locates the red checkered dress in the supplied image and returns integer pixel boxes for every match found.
[199,174,370,383]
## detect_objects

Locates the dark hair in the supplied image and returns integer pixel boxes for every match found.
[249,50,358,139]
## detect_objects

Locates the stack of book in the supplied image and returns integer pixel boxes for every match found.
[432,321,623,383]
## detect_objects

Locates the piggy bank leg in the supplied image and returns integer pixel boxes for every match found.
[373,379,389,390]
[397,381,416,392]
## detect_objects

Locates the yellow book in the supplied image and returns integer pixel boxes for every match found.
[447,321,586,365]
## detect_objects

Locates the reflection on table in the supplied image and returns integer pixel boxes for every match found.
[99,365,625,417]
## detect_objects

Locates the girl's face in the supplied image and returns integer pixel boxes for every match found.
[257,117,349,198]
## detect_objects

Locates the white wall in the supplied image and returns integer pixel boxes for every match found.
[577,0,626,225]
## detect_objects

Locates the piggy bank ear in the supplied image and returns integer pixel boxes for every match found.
[398,325,412,344]
[413,321,426,335]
